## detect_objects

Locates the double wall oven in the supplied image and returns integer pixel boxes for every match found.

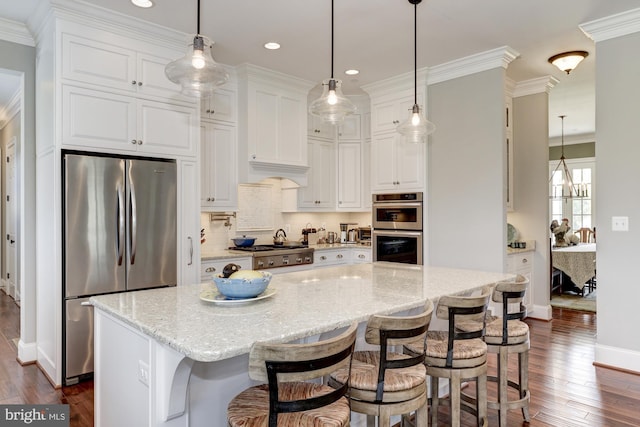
[372,192,423,265]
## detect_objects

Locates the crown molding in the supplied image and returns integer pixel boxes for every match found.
[428,46,520,85]
[361,68,427,98]
[580,7,640,42]
[513,76,559,98]
[0,16,35,47]
[236,63,314,93]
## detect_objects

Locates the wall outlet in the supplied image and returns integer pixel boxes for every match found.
[612,216,629,231]
[138,360,150,386]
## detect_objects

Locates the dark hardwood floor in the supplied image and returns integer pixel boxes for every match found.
[1,291,639,426]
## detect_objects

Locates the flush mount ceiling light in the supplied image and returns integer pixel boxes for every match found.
[131,0,153,8]
[548,51,589,74]
[345,69,359,76]
[308,0,356,124]
[397,0,436,143]
[164,0,229,97]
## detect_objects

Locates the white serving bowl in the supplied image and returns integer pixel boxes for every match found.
[212,272,272,299]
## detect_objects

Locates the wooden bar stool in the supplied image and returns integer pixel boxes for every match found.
[227,322,358,427]
[329,301,434,427]
[485,275,530,426]
[405,291,491,427]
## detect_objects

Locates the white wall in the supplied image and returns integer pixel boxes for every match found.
[427,68,506,272]
[509,91,552,317]
[593,30,640,371]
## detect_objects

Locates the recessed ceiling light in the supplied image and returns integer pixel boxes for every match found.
[345,69,359,76]
[264,42,281,50]
[131,0,153,8]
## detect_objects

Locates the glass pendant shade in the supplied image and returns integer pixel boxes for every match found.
[309,79,356,124]
[397,104,436,143]
[165,35,229,98]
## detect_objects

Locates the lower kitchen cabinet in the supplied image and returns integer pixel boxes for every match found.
[351,248,372,263]
[314,246,372,268]
[505,251,534,311]
[200,257,252,282]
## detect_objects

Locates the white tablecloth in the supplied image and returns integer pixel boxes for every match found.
[552,243,596,289]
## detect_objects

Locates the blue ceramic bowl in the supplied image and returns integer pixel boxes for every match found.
[231,236,257,247]
[213,272,272,299]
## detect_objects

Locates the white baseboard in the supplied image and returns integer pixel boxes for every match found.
[528,304,552,321]
[595,343,640,374]
[18,339,37,363]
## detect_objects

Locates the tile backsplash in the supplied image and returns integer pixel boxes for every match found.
[200,178,370,252]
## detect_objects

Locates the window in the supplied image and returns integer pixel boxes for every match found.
[549,158,595,232]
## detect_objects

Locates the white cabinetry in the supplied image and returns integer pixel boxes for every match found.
[314,248,351,268]
[200,257,253,282]
[237,64,313,184]
[308,114,336,141]
[351,247,372,263]
[61,32,187,101]
[62,85,197,157]
[179,160,200,286]
[371,94,423,134]
[201,87,237,123]
[200,121,238,211]
[337,141,361,209]
[506,251,533,311]
[370,132,425,191]
[338,114,361,141]
[299,138,336,210]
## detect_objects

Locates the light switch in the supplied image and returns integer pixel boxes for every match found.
[612,216,629,231]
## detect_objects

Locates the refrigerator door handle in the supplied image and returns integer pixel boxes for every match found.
[116,186,125,266]
[129,176,137,265]
[188,236,193,266]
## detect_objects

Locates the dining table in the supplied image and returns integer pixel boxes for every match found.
[552,242,596,290]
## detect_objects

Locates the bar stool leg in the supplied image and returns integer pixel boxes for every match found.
[520,350,531,422]
[366,415,376,426]
[450,373,462,427]
[430,376,440,426]
[498,348,508,427]
[415,402,428,427]
[477,371,488,427]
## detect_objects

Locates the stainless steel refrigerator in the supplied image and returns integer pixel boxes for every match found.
[63,152,177,385]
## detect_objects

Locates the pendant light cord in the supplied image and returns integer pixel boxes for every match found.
[331,0,334,79]
[197,0,201,35]
[413,1,417,105]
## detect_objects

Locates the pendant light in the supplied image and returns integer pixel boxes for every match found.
[548,51,588,75]
[549,115,581,199]
[164,0,228,97]
[397,0,435,143]
[308,0,356,124]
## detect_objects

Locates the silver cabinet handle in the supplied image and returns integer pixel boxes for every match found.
[137,140,143,145]
[337,254,343,259]
[522,258,528,264]
[205,266,215,272]
[81,301,93,306]
[138,81,142,86]
[131,139,137,145]
[320,255,327,261]
[358,254,365,259]
[188,237,193,266]
[131,80,137,85]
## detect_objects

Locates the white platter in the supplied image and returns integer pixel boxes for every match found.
[199,288,277,305]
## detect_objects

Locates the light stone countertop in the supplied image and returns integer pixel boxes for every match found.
[90,262,512,363]
[201,243,371,261]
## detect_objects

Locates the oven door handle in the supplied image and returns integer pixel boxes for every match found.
[373,202,422,208]
[373,230,423,237]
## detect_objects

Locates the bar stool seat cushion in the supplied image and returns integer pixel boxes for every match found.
[407,331,487,368]
[331,351,426,403]
[228,383,350,427]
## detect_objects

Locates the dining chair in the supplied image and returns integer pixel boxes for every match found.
[575,227,594,243]
[550,238,563,296]
[227,322,358,427]
[328,301,434,427]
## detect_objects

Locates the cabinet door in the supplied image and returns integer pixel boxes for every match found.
[338,114,361,141]
[337,142,361,209]
[371,94,421,134]
[362,140,372,209]
[308,114,335,140]
[201,88,237,123]
[62,33,137,93]
[370,133,398,191]
[137,99,197,156]
[299,139,335,209]
[62,85,137,152]
[201,123,237,210]
[178,160,200,286]
[251,89,279,162]
[279,94,307,165]
[136,52,186,100]
[395,139,425,191]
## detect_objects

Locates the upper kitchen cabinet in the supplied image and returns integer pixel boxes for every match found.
[236,64,314,186]
[200,121,238,211]
[61,30,190,104]
[62,85,197,157]
[338,114,361,141]
[308,113,336,141]
[298,138,336,210]
[201,86,237,123]
[370,93,425,135]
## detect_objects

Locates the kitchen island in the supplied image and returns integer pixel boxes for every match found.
[90,262,512,427]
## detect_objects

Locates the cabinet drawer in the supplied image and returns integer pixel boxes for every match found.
[314,250,349,267]
[352,248,372,263]
[506,253,532,273]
